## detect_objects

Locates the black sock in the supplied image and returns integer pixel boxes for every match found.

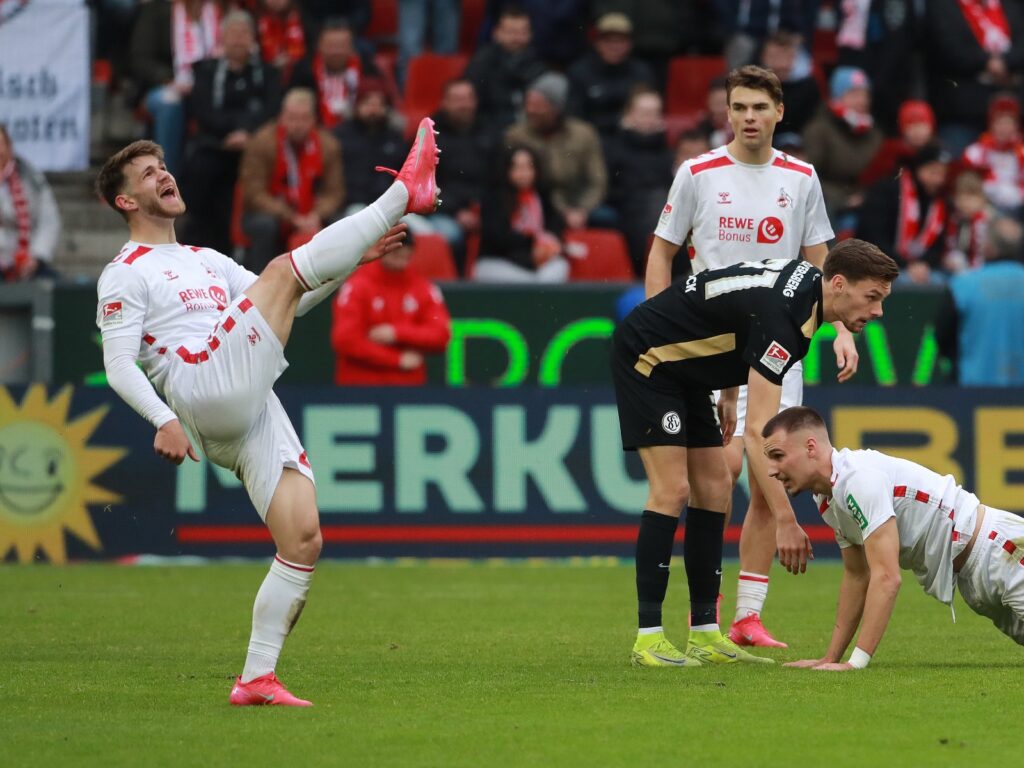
[635,510,679,629]
[683,506,726,627]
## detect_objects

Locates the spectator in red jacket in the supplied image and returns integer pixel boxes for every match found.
[331,229,452,385]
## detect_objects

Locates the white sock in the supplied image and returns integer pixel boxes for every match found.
[637,625,663,636]
[735,571,769,622]
[241,555,315,683]
[289,182,409,290]
[691,623,718,632]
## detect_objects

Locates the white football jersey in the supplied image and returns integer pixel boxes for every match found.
[95,241,258,393]
[814,448,981,605]
[655,146,834,273]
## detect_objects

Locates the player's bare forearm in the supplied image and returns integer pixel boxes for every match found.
[853,569,900,656]
[643,236,680,299]
[855,519,902,655]
[824,561,870,662]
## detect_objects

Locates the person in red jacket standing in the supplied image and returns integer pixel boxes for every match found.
[331,229,451,385]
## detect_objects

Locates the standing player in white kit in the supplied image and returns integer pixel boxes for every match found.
[93,117,440,706]
[638,65,856,654]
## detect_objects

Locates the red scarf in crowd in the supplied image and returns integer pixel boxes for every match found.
[896,170,947,261]
[511,189,544,235]
[1,159,32,278]
[830,102,874,135]
[270,124,323,216]
[172,1,222,83]
[258,10,306,67]
[312,54,362,128]
[958,0,1011,54]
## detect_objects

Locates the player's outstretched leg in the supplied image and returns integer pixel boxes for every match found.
[231,470,319,707]
[289,117,441,291]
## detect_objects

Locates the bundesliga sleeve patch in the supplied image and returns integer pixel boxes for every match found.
[759,341,791,374]
[659,202,673,225]
[101,301,124,329]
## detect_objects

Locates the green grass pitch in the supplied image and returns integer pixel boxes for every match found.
[1,560,1013,767]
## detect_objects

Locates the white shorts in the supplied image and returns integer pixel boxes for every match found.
[714,361,804,438]
[164,295,315,520]
[957,507,1024,644]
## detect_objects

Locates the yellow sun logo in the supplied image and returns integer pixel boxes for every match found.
[0,384,126,564]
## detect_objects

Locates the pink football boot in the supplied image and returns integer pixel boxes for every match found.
[728,613,789,649]
[229,672,313,707]
[376,117,441,214]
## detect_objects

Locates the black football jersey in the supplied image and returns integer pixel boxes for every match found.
[619,258,824,389]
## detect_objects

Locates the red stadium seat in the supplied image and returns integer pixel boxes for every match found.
[402,53,469,131]
[459,0,487,53]
[564,228,634,282]
[366,0,398,47]
[412,232,458,280]
[665,55,726,120]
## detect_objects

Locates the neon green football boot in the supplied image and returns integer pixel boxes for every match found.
[686,629,775,665]
[631,631,702,668]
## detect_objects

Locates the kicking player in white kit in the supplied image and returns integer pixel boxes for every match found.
[648,65,858,648]
[93,117,440,706]
[762,406,1024,670]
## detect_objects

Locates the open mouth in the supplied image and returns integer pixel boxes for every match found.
[159,185,177,201]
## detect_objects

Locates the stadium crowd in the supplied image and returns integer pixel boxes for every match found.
[59,1,1024,288]
[4,0,1023,385]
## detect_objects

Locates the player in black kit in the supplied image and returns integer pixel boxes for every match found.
[617,239,899,667]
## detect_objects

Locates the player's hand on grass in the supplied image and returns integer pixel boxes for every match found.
[359,223,409,265]
[155,420,199,465]
[784,657,831,669]
[776,519,813,574]
[833,326,859,383]
[812,662,855,672]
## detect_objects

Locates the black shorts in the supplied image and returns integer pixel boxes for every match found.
[611,327,724,450]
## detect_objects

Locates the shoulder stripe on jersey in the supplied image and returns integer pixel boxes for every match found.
[771,156,812,177]
[818,498,829,515]
[123,245,153,265]
[690,155,734,176]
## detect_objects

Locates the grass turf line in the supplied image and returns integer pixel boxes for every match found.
[1,562,1008,767]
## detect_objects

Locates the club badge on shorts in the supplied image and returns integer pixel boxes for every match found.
[760,341,791,375]
[661,411,681,435]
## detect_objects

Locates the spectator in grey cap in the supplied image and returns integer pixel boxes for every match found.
[504,72,609,230]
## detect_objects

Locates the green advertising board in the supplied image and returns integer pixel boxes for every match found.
[53,283,948,388]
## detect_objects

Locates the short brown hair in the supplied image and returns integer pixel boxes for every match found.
[761,406,827,439]
[95,140,164,220]
[823,238,899,283]
[726,65,784,106]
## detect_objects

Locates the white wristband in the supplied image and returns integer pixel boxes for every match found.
[848,647,871,669]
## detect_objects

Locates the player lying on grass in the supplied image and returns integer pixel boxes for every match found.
[762,405,1024,671]
[94,118,440,706]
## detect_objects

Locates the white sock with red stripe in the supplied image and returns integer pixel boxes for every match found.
[289,182,408,290]
[241,554,315,683]
[734,571,769,622]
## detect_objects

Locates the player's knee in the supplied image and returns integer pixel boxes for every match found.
[296,524,323,564]
[650,478,689,513]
